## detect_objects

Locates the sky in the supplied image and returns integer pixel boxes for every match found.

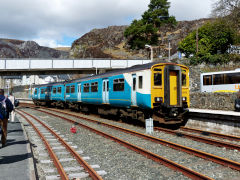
[0,0,214,47]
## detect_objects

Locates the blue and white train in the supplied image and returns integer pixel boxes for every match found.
[32,62,190,124]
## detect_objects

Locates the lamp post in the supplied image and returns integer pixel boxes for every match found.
[145,44,153,62]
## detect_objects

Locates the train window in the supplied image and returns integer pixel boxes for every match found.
[113,78,124,91]
[154,73,162,86]
[41,89,44,94]
[53,88,57,94]
[34,89,37,94]
[154,68,162,71]
[133,77,136,91]
[57,87,61,93]
[224,73,240,84]
[66,86,70,93]
[213,74,224,85]
[203,75,212,85]
[138,76,143,89]
[71,85,75,93]
[91,82,98,92]
[107,81,109,91]
[83,83,90,92]
[182,73,187,87]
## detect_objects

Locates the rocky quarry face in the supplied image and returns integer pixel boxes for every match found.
[0,39,69,58]
[70,19,209,59]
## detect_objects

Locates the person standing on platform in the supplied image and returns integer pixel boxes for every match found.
[8,93,16,122]
[0,89,13,147]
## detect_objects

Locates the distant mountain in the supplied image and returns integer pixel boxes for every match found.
[0,39,69,58]
[70,19,211,60]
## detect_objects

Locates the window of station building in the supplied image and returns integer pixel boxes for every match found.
[57,87,62,93]
[138,76,143,89]
[154,73,162,86]
[53,88,57,94]
[213,74,224,85]
[71,85,75,93]
[113,78,124,91]
[91,82,98,92]
[83,83,90,92]
[182,72,187,87]
[203,75,212,85]
[66,86,70,93]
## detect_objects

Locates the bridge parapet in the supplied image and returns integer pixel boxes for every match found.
[0,59,151,70]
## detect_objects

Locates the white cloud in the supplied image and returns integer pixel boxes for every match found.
[0,0,213,47]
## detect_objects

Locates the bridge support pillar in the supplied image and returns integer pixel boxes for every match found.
[0,76,5,89]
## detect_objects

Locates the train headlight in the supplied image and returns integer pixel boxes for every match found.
[182,97,187,102]
[155,97,163,102]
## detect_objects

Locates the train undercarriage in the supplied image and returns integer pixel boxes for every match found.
[33,100,189,125]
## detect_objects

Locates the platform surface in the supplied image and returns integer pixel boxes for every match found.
[189,108,240,116]
[0,116,35,180]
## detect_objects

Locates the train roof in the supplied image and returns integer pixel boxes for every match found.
[201,68,240,76]
[33,61,186,87]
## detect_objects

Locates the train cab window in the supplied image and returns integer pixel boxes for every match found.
[203,75,212,85]
[213,74,224,85]
[71,85,75,93]
[53,88,57,94]
[34,89,38,94]
[66,86,70,93]
[91,82,98,92]
[154,73,162,86]
[83,83,90,92]
[57,87,61,93]
[182,72,187,87]
[41,89,44,94]
[113,78,124,91]
[138,76,143,89]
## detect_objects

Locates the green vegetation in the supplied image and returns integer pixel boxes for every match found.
[124,0,176,49]
[179,0,240,65]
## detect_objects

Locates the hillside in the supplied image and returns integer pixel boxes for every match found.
[0,39,69,58]
[70,18,211,59]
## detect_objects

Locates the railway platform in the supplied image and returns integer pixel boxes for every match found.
[0,116,35,180]
[189,108,240,121]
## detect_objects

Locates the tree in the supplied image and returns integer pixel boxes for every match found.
[178,19,238,64]
[212,0,240,29]
[124,0,176,49]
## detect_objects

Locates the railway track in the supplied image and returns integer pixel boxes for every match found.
[16,109,104,180]
[180,127,240,142]
[154,127,240,151]
[19,106,213,180]
[32,107,240,172]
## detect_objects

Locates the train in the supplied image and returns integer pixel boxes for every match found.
[200,68,240,93]
[32,62,190,124]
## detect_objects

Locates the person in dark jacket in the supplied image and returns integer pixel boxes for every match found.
[0,89,13,147]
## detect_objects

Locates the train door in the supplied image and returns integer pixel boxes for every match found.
[77,83,81,102]
[45,86,52,101]
[169,71,177,106]
[102,79,109,104]
[131,74,137,106]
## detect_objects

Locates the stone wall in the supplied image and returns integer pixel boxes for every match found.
[190,92,238,111]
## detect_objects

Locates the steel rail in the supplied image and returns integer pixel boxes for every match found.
[33,107,240,172]
[16,110,69,180]
[26,107,213,179]
[17,109,103,180]
[155,127,240,151]
[180,127,240,142]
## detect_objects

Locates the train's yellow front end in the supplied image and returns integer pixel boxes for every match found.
[151,63,190,124]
